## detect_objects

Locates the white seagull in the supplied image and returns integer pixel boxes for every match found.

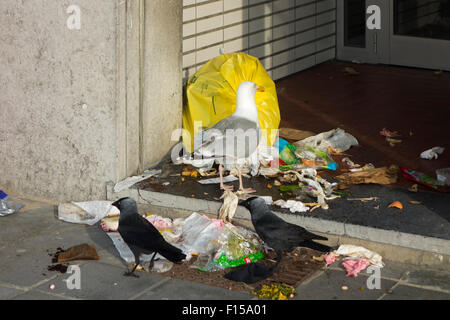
[194,81,264,193]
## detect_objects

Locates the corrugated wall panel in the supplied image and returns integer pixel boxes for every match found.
[183,0,336,81]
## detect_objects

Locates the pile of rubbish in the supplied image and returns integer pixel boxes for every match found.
[97,210,265,274]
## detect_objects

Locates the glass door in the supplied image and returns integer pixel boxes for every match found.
[337,0,390,64]
[338,0,450,70]
[390,0,450,70]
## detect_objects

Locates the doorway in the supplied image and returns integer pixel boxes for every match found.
[337,0,450,70]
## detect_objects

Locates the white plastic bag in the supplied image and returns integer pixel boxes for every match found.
[179,213,222,255]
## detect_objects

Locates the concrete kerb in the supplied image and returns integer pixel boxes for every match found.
[106,183,450,268]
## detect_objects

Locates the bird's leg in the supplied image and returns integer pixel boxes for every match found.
[124,263,140,278]
[148,252,157,271]
[238,168,256,194]
[219,164,234,191]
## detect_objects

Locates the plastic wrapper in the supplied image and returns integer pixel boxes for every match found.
[400,166,450,193]
[0,190,24,217]
[179,213,222,256]
[294,128,358,153]
[183,52,280,152]
[192,223,264,271]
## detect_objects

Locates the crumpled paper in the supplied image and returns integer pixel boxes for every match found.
[58,201,120,225]
[274,199,309,213]
[334,244,384,268]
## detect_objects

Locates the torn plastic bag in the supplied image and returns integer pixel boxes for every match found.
[295,128,358,153]
[179,213,223,256]
[183,52,280,152]
[192,223,264,271]
[0,190,24,217]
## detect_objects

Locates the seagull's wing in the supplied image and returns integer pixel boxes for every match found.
[195,116,260,159]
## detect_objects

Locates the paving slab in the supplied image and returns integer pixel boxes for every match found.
[0,285,26,300]
[34,261,167,300]
[294,269,396,300]
[381,284,450,300]
[136,277,254,300]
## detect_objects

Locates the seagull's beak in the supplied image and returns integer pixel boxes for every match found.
[256,86,265,93]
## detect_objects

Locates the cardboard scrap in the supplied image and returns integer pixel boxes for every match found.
[278,128,315,141]
[57,244,100,263]
[335,165,398,185]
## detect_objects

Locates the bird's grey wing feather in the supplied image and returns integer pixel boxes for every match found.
[195,116,260,159]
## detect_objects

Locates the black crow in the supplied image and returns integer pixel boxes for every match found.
[111,197,186,277]
[241,197,332,264]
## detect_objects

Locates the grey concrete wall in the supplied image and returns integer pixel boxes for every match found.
[0,0,183,202]
[142,0,183,168]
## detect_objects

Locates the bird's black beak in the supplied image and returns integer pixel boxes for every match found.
[240,196,259,208]
[111,197,129,209]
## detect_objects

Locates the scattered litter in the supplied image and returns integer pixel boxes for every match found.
[100,216,119,232]
[312,254,325,262]
[258,166,280,178]
[56,243,99,263]
[198,175,238,185]
[252,283,295,300]
[349,163,375,172]
[219,190,239,223]
[162,182,170,186]
[333,245,384,268]
[408,184,419,192]
[295,128,358,153]
[113,169,161,193]
[182,166,199,178]
[198,168,217,177]
[58,201,119,225]
[274,199,309,213]
[49,284,56,290]
[420,147,445,160]
[436,168,450,186]
[388,201,403,210]
[379,128,401,138]
[335,165,398,185]
[343,67,359,75]
[342,258,371,277]
[278,128,315,141]
[386,137,402,147]
[341,285,349,291]
[347,197,379,202]
[324,253,339,265]
[374,205,380,210]
[342,157,360,169]
[409,201,421,205]
[192,223,264,271]
[0,190,24,217]
[400,166,449,192]
[259,196,273,205]
[283,169,334,210]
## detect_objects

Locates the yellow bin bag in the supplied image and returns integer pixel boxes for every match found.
[183,52,280,152]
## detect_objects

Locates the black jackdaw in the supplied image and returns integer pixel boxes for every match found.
[112,197,186,277]
[241,197,332,264]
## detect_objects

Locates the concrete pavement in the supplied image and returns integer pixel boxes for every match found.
[1,194,449,301]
